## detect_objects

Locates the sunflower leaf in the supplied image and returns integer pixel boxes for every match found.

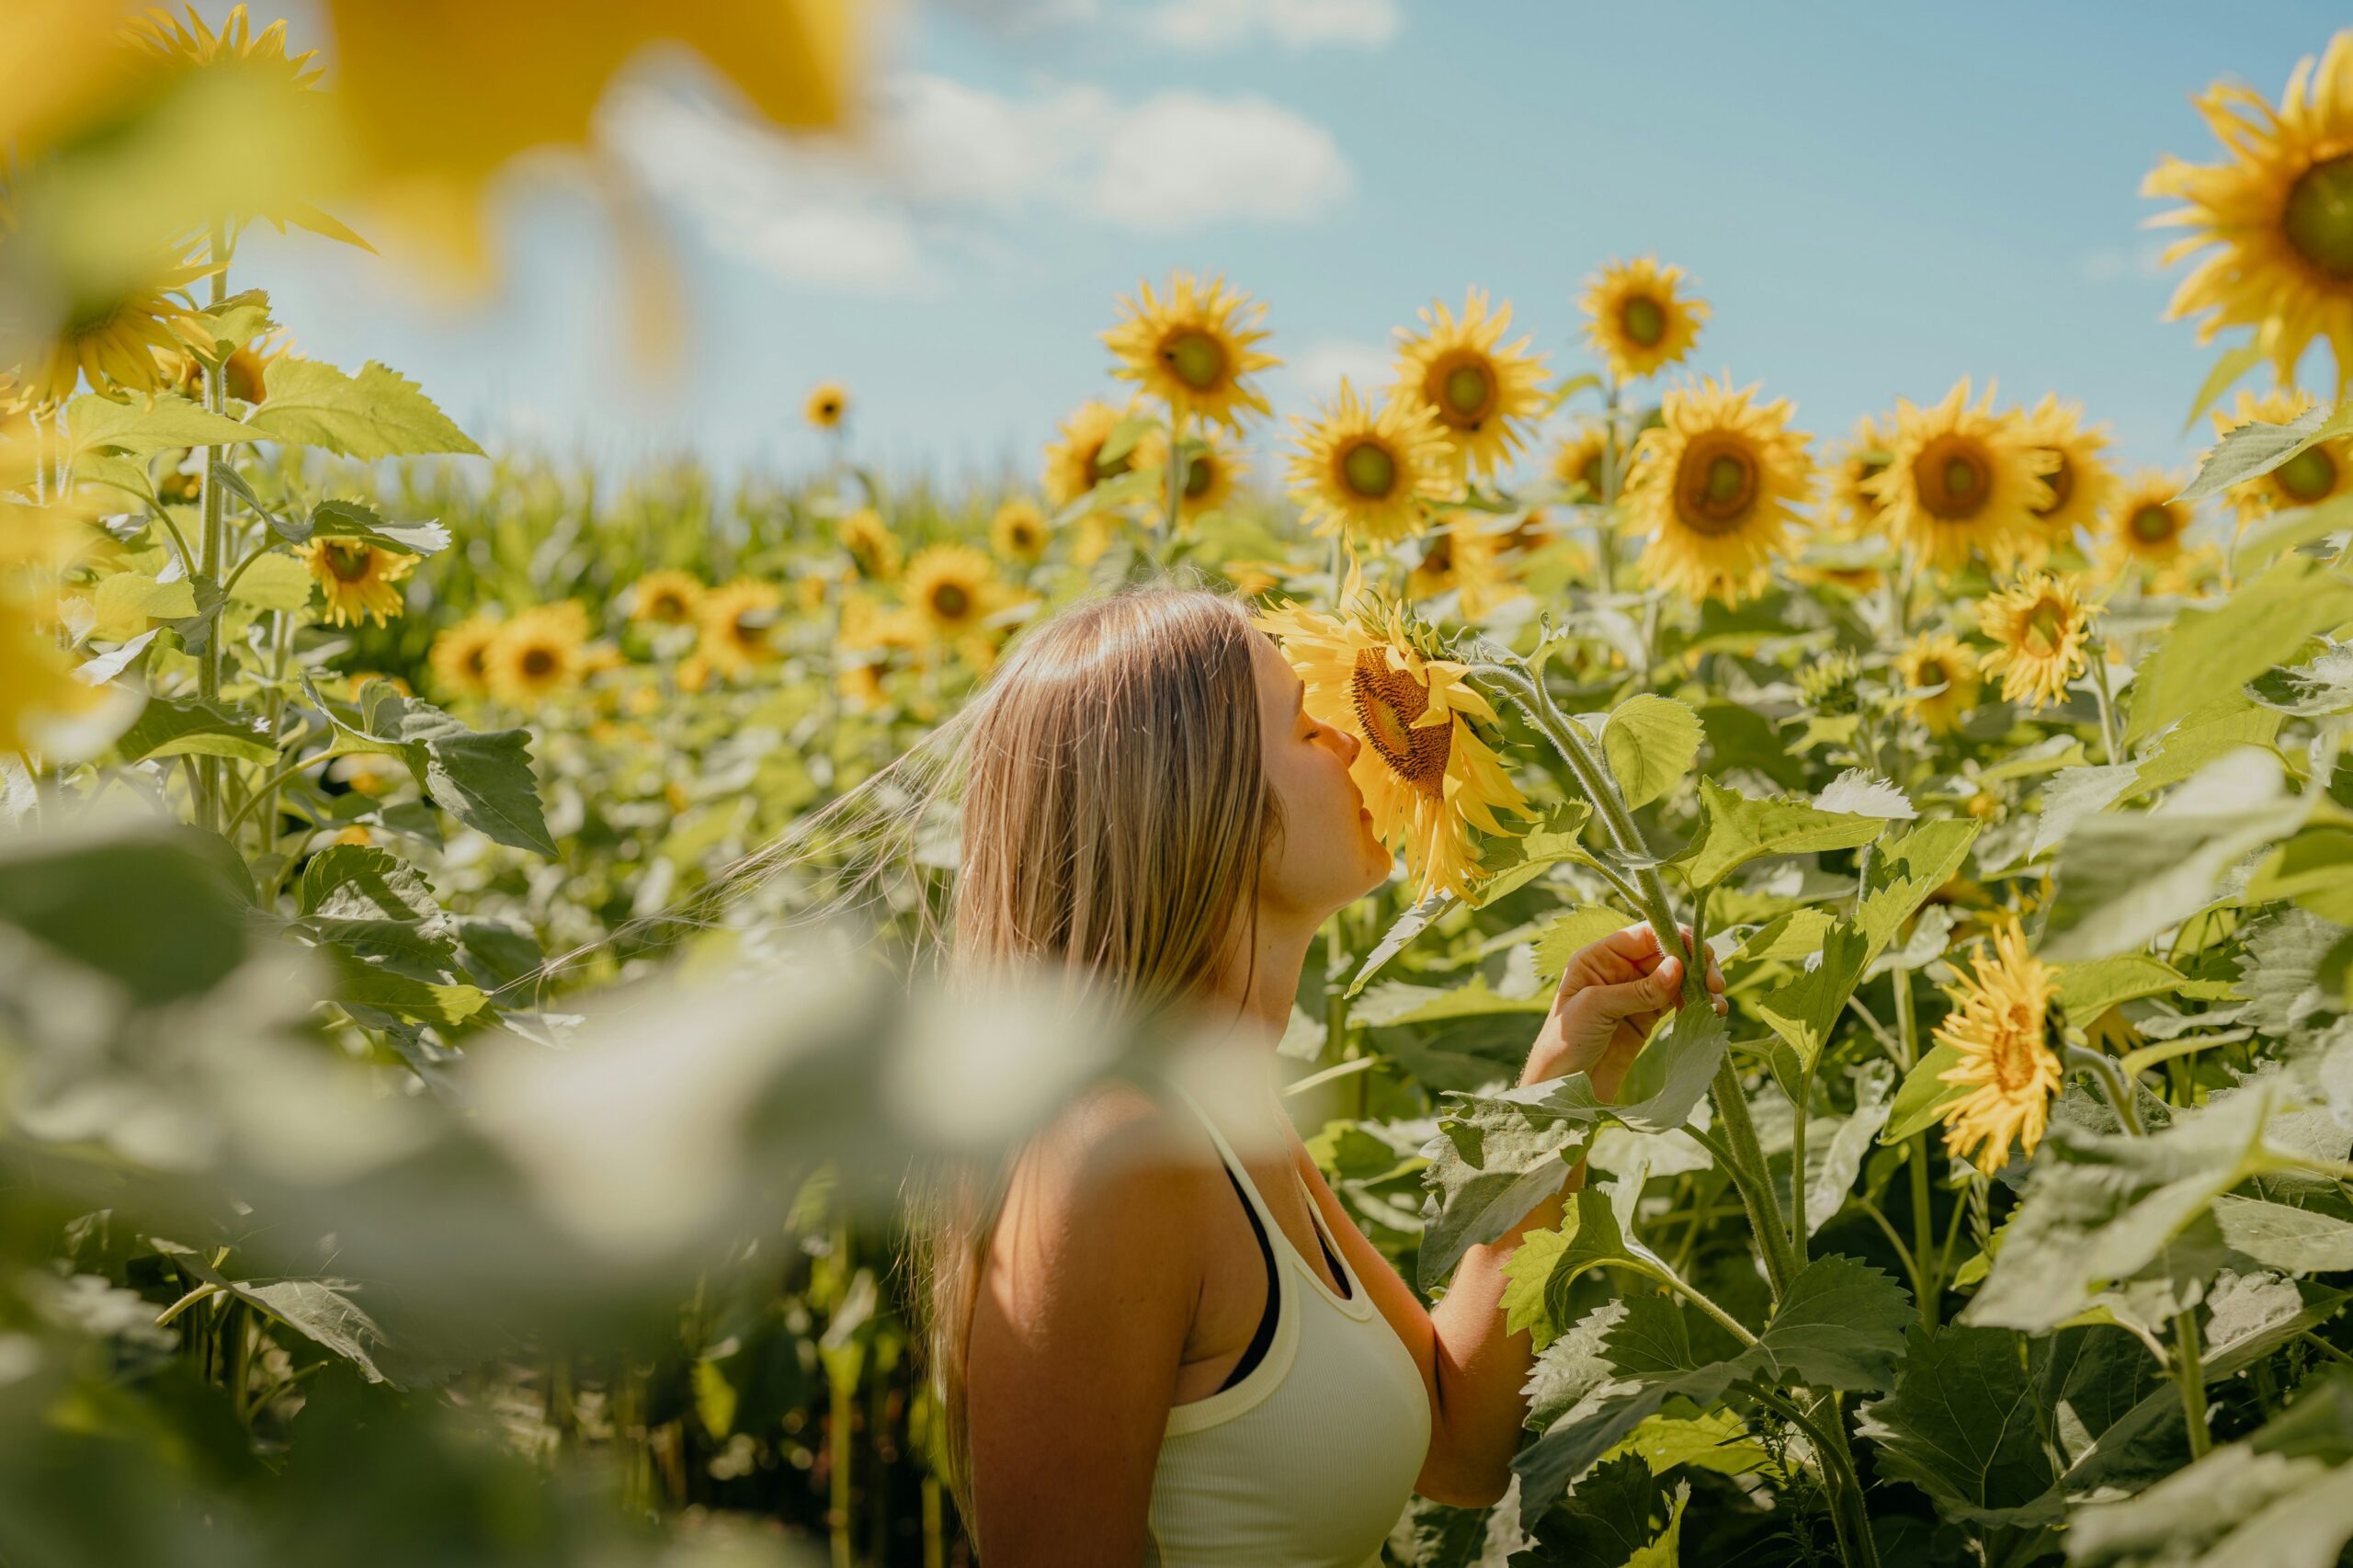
[1347,888,1457,996]
[2175,401,2335,502]
[2124,554,2353,746]
[1855,1324,2066,1527]
[1880,1041,1967,1144]
[1602,694,1703,811]
[1671,778,1886,890]
[242,358,485,460]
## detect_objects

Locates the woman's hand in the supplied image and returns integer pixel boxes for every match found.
[1520,923,1727,1099]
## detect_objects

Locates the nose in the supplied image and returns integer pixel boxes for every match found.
[1336,724,1360,764]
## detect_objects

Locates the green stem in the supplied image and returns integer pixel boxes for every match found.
[2088,641,2123,767]
[222,749,321,837]
[1161,407,1188,564]
[1752,1388,1881,1568]
[1595,381,1621,596]
[192,221,231,835]
[1638,1256,1756,1347]
[1854,1197,1930,1306]
[1894,971,1939,1325]
[147,504,196,577]
[1789,1055,1817,1266]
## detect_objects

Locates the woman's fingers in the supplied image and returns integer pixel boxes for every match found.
[1586,954,1684,1021]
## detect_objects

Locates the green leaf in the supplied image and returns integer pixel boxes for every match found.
[1500,1189,1654,1350]
[1600,1410,1768,1478]
[1348,889,1457,996]
[324,945,486,1028]
[301,496,452,555]
[1856,819,1980,962]
[299,845,439,921]
[1856,1324,2063,1527]
[2246,826,2353,924]
[1672,778,1885,890]
[1533,904,1639,983]
[226,548,313,611]
[1472,801,1596,907]
[1418,1095,1588,1290]
[148,1239,426,1387]
[421,729,557,857]
[1802,1062,1895,1233]
[1747,1253,1911,1391]
[242,358,485,459]
[1602,694,1702,811]
[2182,340,2266,435]
[2176,399,2336,501]
[2053,955,2188,1026]
[2041,749,2307,962]
[2248,642,2353,717]
[0,824,251,1003]
[2210,1194,2353,1274]
[1514,1455,1687,1568]
[2125,555,2353,746]
[63,392,257,460]
[114,696,276,765]
[1755,918,1869,1093]
[1881,1041,1966,1144]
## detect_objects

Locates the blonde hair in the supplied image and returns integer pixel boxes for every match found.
[906,583,1282,1535]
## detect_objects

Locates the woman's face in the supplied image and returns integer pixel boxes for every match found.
[1249,631,1392,917]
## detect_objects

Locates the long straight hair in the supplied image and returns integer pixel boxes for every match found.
[904,583,1281,1537]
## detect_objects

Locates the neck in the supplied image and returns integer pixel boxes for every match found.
[1201,899,1321,1050]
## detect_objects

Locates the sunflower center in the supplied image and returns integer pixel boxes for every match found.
[1989,1003,2043,1093]
[519,646,557,679]
[2021,597,2070,658]
[1340,438,1399,499]
[2274,444,2339,503]
[1428,351,1496,427]
[1579,454,1606,495]
[2130,504,2180,544]
[463,646,488,677]
[2034,452,2074,517]
[2283,153,2353,279]
[1163,330,1227,392]
[1349,648,1449,800]
[1673,436,1759,536]
[1087,439,1132,483]
[652,592,688,619]
[930,582,971,620]
[324,542,374,583]
[1184,453,1214,499]
[1421,534,1453,574]
[1620,294,1666,347]
[1916,436,1993,521]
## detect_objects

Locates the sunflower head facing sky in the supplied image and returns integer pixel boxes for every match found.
[1870,380,2055,576]
[1254,596,1530,903]
[1391,288,1550,482]
[1040,399,1139,508]
[1578,256,1710,384]
[1102,272,1278,434]
[2210,388,2353,527]
[804,381,849,431]
[1621,376,1814,606]
[1977,571,2100,710]
[2018,393,2120,560]
[1935,923,2063,1170]
[2143,29,2353,391]
[304,539,415,627]
[1285,378,1454,547]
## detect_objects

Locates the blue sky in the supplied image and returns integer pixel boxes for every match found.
[244,0,2349,494]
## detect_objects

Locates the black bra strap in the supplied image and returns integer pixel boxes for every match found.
[1211,1165,1279,1393]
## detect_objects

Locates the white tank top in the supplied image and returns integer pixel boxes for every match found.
[1146,1084,1433,1568]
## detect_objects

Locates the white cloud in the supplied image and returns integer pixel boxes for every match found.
[1272,337,1394,407]
[1142,0,1403,50]
[600,72,1352,292]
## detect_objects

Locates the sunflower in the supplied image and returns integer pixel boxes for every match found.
[1620,376,1813,606]
[2,597,114,756]
[1552,425,1615,504]
[428,612,501,699]
[2209,388,2353,527]
[2099,469,2209,587]
[1391,288,1550,481]
[16,261,212,408]
[838,661,889,713]
[1254,597,1531,903]
[1895,631,1982,735]
[304,539,415,626]
[1818,415,1894,540]
[1074,512,1126,568]
[1286,379,1453,546]
[1977,572,2100,710]
[1870,380,2055,575]
[1134,428,1247,524]
[1040,399,1141,509]
[903,544,1007,643]
[698,580,783,678]
[1579,256,1710,384]
[990,498,1050,564]
[1935,923,2063,1170]
[1407,521,1523,619]
[121,6,324,88]
[1101,272,1278,434]
[838,507,903,582]
[2017,394,2120,560]
[2143,30,2353,390]
[804,381,849,430]
[1218,558,1286,597]
[484,601,590,706]
[629,569,705,626]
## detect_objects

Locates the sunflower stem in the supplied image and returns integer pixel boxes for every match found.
[2087,638,2123,767]
[1894,970,1941,1326]
[2069,1043,2145,1138]
[1595,380,1623,596]
[1751,1388,1881,1568]
[1161,407,1188,563]
[192,220,232,835]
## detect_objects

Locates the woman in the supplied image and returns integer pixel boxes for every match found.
[914,584,1722,1565]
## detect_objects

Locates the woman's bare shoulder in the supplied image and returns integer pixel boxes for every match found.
[1000,1079,1220,1249]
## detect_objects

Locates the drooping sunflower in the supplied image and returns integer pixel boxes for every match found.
[698,579,783,678]
[2017,394,2120,561]
[16,259,213,408]
[1407,521,1523,620]
[484,601,590,706]
[304,539,415,626]
[2099,469,2206,584]
[1552,425,1615,504]
[1620,376,1814,606]
[1135,427,1247,524]
[1895,630,1983,735]
[1040,399,1141,509]
[903,543,1011,645]
[1579,256,1710,384]
[838,507,903,582]
[1870,380,2055,575]
[990,498,1051,564]
[1254,597,1531,903]
[1101,272,1278,434]
[1935,923,2063,1170]
[1977,572,2101,710]
[1286,379,1454,546]
[2209,388,2353,527]
[804,381,848,431]
[2143,29,2353,390]
[428,612,501,699]
[629,569,705,627]
[1392,288,1551,481]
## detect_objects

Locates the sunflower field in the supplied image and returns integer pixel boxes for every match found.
[8,7,2353,1568]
